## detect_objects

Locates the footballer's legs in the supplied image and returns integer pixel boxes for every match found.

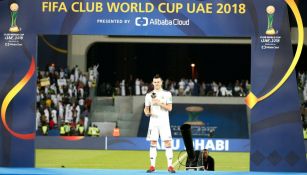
[165,140,175,173]
[147,141,157,173]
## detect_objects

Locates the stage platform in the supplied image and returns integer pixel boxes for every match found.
[0,168,306,175]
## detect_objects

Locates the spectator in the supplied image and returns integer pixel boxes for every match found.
[141,83,148,95]
[64,122,71,136]
[212,81,219,96]
[192,79,200,96]
[120,80,126,96]
[113,125,120,137]
[220,84,227,96]
[60,123,65,136]
[77,123,85,136]
[178,79,185,96]
[87,125,93,136]
[135,78,141,95]
[200,81,206,96]
[36,109,41,131]
[41,123,48,136]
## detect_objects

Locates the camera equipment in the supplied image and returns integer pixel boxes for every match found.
[180,124,195,161]
[180,124,205,170]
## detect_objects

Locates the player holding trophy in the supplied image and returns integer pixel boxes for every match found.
[144,74,175,173]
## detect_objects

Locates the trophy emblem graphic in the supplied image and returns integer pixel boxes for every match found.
[9,2,20,33]
[266,5,276,35]
[184,106,204,126]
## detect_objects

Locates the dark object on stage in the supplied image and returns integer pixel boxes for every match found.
[180,124,196,161]
[181,124,215,171]
[185,150,215,171]
[185,150,201,170]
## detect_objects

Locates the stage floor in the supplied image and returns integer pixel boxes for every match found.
[0,168,306,175]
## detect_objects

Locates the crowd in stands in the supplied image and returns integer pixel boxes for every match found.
[36,64,99,136]
[298,71,307,136]
[36,65,307,138]
[102,78,251,97]
[298,71,307,103]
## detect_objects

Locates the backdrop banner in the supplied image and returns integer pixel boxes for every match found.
[0,0,306,171]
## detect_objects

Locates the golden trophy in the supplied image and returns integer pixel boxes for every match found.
[266,5,276,35]
[9,3,20,33]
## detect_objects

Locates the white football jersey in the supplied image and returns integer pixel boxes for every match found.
[145,89,172,127]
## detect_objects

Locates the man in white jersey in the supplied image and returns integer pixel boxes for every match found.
[144,74,175,173]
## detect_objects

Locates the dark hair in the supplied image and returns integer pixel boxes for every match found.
[153,74,161,80]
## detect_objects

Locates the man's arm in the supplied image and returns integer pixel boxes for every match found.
[151,99,172,111]
[159,102,172,111]
[144,106,151,117]
[144,94,151,116]
[152,92,172,111]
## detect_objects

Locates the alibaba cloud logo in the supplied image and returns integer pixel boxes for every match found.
[135,17,148,26]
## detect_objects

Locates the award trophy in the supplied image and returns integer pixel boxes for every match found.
[266,5,276,35]
[9,3,20,33]
[149,92,157,115]
[151,92,156,99]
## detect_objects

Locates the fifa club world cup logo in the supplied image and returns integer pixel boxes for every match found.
[266,5,276,35]
[9,2,20,33]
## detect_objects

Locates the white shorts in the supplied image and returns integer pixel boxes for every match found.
[146,125,172,141]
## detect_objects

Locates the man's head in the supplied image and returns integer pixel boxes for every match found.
[152,74,162,90]
[203,149,209,158]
